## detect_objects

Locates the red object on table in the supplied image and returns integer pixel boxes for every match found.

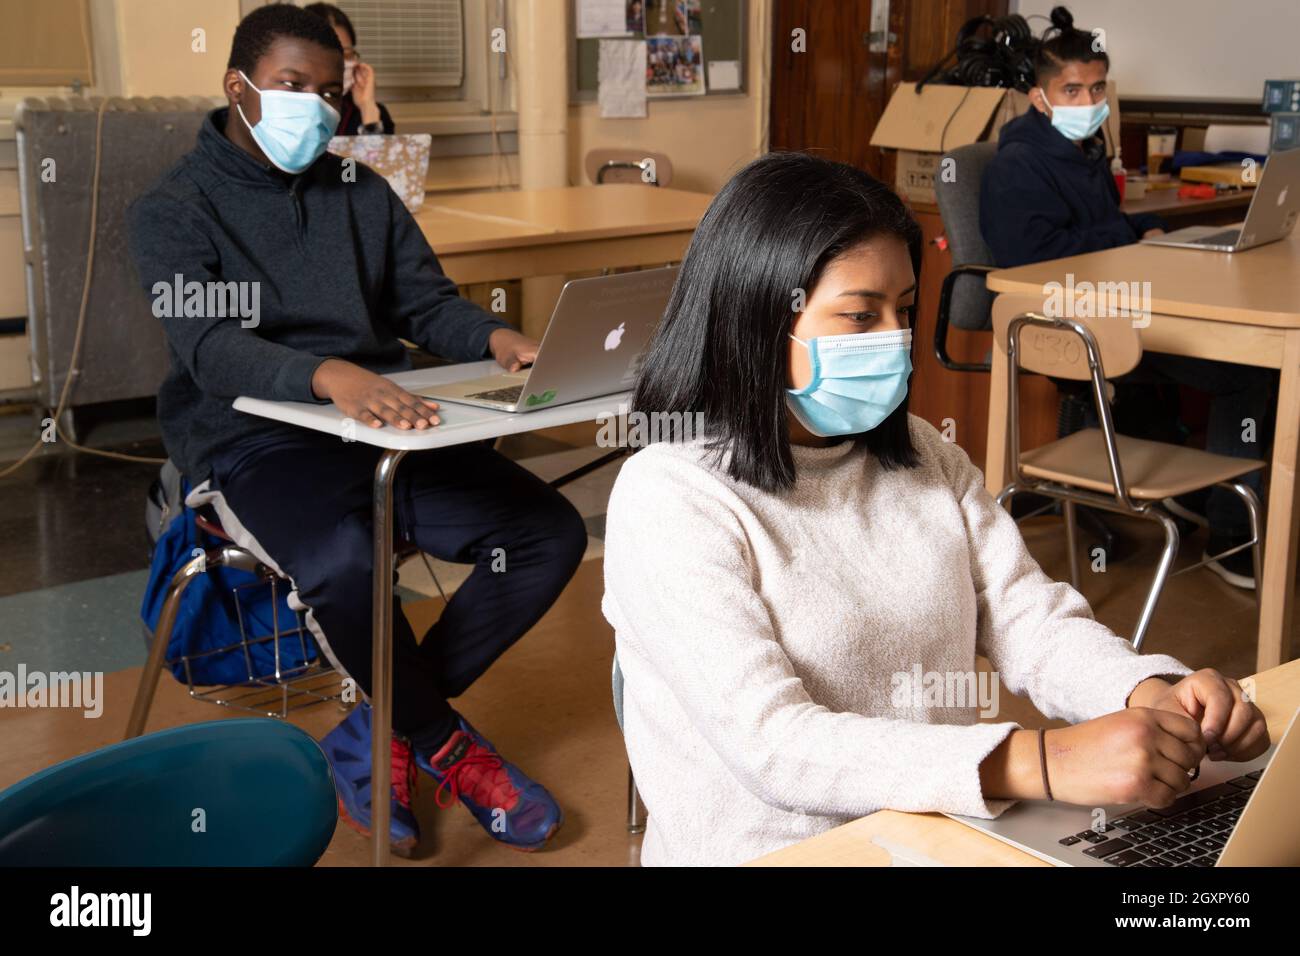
[1178,183,1218,200]
[1114,171,1126,201]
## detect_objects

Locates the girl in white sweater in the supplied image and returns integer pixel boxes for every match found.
[601,152,1269,867]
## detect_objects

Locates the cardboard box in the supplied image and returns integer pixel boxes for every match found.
[870,82,1121,205]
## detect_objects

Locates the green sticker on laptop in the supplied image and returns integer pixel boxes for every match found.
[525,390,556,407]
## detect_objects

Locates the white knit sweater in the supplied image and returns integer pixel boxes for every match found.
[601,416,1192,866]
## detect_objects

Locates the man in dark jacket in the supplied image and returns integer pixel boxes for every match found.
[980,80,1164,265]
[128,4,579,854]
[979,7,1273,589]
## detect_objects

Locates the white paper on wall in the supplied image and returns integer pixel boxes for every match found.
[598,39,647,118]
[578,0,633,38]
[708,59,741,91]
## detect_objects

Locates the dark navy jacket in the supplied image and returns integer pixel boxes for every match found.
[979,107,1164,268]
[128,108,507,482]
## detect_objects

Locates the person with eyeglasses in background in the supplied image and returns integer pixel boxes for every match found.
[305,2,395,135]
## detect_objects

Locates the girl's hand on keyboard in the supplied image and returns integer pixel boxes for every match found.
[1047,708,1207,808]
[311,358,441,430]
[1142,670,1270,763]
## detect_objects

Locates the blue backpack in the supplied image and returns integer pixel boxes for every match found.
[140,462,318,686]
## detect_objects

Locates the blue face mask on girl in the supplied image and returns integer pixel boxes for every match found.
[236,70,340,174]
[786,327,912,437]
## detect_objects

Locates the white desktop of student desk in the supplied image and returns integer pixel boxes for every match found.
[234,360,630,866]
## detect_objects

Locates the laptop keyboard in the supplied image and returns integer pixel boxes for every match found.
[465,384,524,403]
[1191,229,1241,246]
[1056,771,1262,866]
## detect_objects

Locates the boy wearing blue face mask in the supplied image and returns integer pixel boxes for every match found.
[128,4,580,856]
[979,7,1165,265]
[979,6,1276,591]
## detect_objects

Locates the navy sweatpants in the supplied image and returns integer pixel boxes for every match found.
[207,428,588,740]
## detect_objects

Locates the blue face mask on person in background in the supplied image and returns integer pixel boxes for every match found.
[236,70,340,174]
[1039,89,1110,142]
[786,327,913,437]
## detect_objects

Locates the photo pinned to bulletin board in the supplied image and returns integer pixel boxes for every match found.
[645,1,705,97]
[643,0,702,36]
[574,0,746,106]
[646,35,704,96]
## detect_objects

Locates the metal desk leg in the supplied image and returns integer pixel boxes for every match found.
[371,448,407,866]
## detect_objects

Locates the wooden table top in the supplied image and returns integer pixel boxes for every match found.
[987,231,1300,328]
[415,185,713,256]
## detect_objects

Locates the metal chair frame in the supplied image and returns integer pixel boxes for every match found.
[612,655,646,834]
[998,312,1264,649]
[125,536,350,738]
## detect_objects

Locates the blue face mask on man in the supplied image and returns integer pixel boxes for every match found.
[786,327,912,437]
[1039,88,1110,142]
[236,70,340,174]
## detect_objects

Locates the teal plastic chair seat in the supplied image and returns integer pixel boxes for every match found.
[0,719,337,866]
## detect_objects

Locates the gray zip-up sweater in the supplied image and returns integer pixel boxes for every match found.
[128,108,508,482]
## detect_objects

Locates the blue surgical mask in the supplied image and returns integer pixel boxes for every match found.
[236,70,340,174]
[1040,90,1110,142]
[786,327,912,437]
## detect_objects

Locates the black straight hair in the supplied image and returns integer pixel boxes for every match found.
[1034,5,1109,85]
[304,2,358,47]
[632,151,922,494]
[227,3,343,74]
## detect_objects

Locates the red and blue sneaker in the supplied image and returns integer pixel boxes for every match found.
[414,715,562,851]
[320,702,421,857]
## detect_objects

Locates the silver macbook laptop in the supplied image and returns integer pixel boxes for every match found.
[946,707,1300,867]
[1140,146,1300,252]
[419,266,677,413]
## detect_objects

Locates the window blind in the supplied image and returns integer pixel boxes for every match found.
[339,0,464,88]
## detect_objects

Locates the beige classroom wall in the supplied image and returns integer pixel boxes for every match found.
[566,0,771,195]
[114,0,242,98]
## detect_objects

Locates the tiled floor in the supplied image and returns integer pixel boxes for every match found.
[1,415,1296,866]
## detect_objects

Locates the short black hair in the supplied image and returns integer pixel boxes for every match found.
[1035,5,1109,85]
[304,2,357,46]
[227,3,343,75]
[633,151,921,493]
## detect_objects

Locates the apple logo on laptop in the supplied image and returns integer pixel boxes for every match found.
[1279,185,1289,207]
[604,322,626,351]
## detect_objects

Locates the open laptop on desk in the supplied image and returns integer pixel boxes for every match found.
[327,133,432,213]
[1140,146,1300,252]
[419,266,677,413]
[946,707,1300,866]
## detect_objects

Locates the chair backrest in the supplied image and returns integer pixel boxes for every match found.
[992,292,1143,381]
[993,293,1144,505]
[0,719,336,866]
[584,148,674,187]
[933,141,998,331]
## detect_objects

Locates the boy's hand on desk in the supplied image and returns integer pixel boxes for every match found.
[489,328,539,373]
[311,358,440,430]
[1143,228,1165,239]
[1129,670,1270,763]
